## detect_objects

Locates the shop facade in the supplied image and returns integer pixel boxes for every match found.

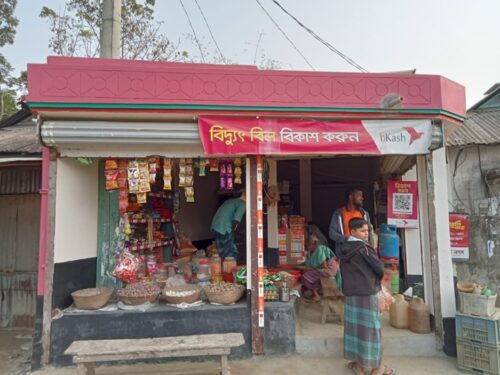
[26,56,466,367]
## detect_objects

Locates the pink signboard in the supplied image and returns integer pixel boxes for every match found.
[449,213,469,260]
[387,180,419,228]
[198,117,433,155]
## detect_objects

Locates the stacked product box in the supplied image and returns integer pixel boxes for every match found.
[456,307,500,374]
[278,229,288,265]
[286,216,306,265]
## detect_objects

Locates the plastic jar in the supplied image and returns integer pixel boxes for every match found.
[146,255,157,275]
[210,255,222,276]
[223,257,237,274]
[197,260,211,283]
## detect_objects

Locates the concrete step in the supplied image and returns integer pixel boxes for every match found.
[296,300,440,357]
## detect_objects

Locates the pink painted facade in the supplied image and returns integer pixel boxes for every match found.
[26,57,465,119]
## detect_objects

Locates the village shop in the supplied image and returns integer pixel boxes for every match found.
[25,56,466,367]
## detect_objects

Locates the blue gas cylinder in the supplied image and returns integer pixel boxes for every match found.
[378,224,400,258]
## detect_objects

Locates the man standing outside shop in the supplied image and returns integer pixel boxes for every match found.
[339,218,394,375]
[211,189,246,259]
[329,188,372,251]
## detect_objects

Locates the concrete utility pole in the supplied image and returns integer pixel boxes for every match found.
[100,0,122,58]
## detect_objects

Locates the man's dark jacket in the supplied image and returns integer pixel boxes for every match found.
[338,239,384,296]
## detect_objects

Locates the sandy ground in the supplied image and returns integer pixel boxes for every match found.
[2,328,462,375]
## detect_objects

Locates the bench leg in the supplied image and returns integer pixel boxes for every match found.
[78,362,96,375]
[220,354,230,375]
[321,299,328,324]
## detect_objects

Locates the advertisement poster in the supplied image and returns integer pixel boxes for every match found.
[387,180,419,228]
[449,213,469,260]
[198,117,433,155]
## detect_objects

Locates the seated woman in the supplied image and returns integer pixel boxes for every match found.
[301,235,339,302]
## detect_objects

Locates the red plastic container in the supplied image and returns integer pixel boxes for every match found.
[223,272,234,283]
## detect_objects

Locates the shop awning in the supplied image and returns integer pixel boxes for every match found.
[40,121,201,146]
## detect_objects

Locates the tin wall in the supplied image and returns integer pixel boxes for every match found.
[0,194,40,327]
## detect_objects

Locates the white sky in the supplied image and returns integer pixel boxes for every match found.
[4,0,500,108]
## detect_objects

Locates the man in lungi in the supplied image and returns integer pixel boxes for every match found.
[211,189,246,259]
[338,218,395,375]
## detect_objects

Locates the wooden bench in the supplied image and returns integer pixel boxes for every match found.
[64,333,245,375]
[320,277,344,324]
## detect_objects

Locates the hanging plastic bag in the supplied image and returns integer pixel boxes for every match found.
[378,285,394,313]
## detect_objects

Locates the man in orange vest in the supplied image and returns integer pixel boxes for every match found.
[328,188,372,251]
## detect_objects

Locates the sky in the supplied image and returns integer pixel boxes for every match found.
[3,0,500,108]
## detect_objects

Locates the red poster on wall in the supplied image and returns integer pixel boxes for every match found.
[449,213,469,260]
[387,180,419,228]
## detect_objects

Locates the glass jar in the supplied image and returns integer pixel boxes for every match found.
[147,254,157,275]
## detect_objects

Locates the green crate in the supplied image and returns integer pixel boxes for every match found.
[457,338,500,375]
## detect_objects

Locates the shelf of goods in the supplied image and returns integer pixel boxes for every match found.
[124,239,174,252]
[128,218,171,224]
[456,309,500,374]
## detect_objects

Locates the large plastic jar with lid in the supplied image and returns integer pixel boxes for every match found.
[210,255,222,276]
[223,257,237,274]
[197,260,211,282]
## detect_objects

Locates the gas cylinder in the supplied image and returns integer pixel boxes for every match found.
[378,224,400,258]
[390,294,409,329]
[408,297,431,333]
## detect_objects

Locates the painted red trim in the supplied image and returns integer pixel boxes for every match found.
[26,56,466,118]
[37,147,49,296]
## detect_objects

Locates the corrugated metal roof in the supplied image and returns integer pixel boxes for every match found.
[0,124,41,154]
[446,109,500,147]
[0,165,41,194]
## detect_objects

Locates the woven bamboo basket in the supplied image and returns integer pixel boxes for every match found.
[117,290,160,305]
[163,284,202,305]
[71,287,113,310]
[204,284,245,305]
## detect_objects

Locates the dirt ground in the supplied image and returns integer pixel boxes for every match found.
[1,328,462,375]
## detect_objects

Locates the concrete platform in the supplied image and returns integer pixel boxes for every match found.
[296,299,439,357]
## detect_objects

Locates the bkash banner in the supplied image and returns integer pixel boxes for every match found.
[198,117,432,155]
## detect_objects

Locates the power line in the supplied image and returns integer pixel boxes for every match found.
[193,0,225,61]
[270,0,367,72]
[178,0,206,63]
[254,0,315,70]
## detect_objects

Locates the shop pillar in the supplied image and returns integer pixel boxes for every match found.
[299,159,312,221]
[417,148,456,354]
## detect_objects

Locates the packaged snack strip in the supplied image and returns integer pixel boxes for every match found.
[118,168,128,179]
[128,179,139,193]
[119,198,128,213]
[185,175,194,187]
[227,162,233,174]
[137,192,147,204]
[105,159,118,170]
[139,169,149,180]
[163,158,172,169]
[179,165,186,174]
[209,159,219,172]
[128,161,139,179]
[149,173,156,185]
[219,161,227,175]
[186,158,193,164]
[105,170,119,190]
[186,164,193,175]
[163,167,172,177]
[220,176,226,190]
[185,187,195,203]
[227,176,234,191]
[163,177,172,190]
[118,178,128,189]
[139,180,151,193]
[118,158,129,169]
[179,175,186,187]
[199,165,206,177]
[119,188,128,199]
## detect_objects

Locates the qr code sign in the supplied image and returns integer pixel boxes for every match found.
[393,193,413,213]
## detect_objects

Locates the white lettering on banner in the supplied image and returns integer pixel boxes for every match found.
[280,128,320,143]
[323,132,360,143]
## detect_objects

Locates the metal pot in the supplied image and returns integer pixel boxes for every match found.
[280,285,290,302]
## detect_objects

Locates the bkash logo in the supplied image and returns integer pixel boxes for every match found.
[380,127,424,145]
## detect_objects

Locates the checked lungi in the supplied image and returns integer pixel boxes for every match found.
[344,294,382,368]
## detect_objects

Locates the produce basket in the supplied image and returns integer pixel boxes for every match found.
[163,284,202,305]
[71,287,113,310]
[459,292,497,317]
[204,282,245,305]
[457,282,476,293]
[117,283,161,305]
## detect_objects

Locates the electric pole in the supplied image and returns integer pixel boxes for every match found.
[100,0,122,58]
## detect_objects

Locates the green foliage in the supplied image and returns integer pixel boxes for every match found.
[0,0,19,47]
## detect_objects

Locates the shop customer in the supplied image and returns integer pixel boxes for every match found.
[329,188,372,251]
[211,189,246,259]
[301,235,339,302]
[338,218,394,375]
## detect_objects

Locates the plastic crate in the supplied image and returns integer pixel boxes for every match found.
[459,292,497,317]
[456,310,500,346]
[457,338,500,375]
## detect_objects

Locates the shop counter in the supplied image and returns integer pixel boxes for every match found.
[50,297,298,366]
